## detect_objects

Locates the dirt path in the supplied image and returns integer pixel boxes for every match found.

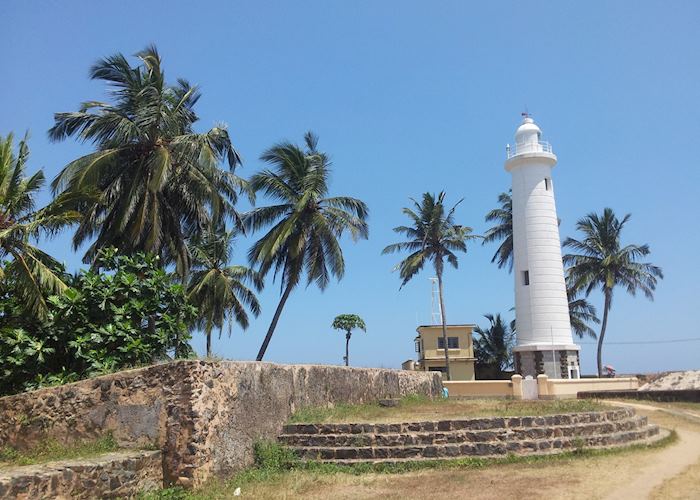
[602,401,700,500]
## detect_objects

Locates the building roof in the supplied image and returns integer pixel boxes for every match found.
[416,324,476,329]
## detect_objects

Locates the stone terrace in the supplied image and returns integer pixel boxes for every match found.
[280,408,664,463]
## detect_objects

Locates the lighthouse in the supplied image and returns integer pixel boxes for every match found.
[505,116,580,379]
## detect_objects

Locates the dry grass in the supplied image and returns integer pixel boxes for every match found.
[144,401,700,500]
[651,457,700,499]
[288,396,605,423]
[0,434,119,468]
[188,443,679,500]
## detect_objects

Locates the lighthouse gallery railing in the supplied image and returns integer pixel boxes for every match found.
[506,141,553,159]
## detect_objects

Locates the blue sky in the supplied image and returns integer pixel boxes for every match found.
[3,1,699,374]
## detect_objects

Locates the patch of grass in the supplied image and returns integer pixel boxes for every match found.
[288,396,606,424]
[0,434,119,467]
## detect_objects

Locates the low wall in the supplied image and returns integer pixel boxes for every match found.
[443,380,514,398]
[0,450,161,499]
[542,377,639,399]
[0,360,441,487]
[578,389,700,403]
[445,376,640,400]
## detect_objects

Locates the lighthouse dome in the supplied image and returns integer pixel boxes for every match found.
[515,117,541,145]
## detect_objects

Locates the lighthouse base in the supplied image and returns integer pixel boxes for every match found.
[513,345,581,379]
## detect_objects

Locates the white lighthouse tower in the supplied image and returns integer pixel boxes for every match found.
[505,115,580,379]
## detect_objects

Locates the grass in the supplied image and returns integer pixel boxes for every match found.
[642,401,700,413]
[288,395,606,423]
[140,431,677,499]
[0,434,119,468]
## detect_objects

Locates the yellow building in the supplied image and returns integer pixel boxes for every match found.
[401,324,476,380]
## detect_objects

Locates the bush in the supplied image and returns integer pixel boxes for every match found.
[0,248,196,395]
[253,440,298,470]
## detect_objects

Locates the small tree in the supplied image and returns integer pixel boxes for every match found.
[331,314,366,366]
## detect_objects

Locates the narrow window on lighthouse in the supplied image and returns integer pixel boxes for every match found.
[522,271,530,286]
[545,178,551,191]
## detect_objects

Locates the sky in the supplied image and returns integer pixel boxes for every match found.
[3,1,699,375]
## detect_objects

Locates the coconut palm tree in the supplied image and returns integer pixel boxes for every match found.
[0,133,82,318]
[483,190,513,271]
[473,313,515,378]
[331,314,366,366]
[563,208,663,376]
[567,284,599,339]
[187,227,263,357]
[383,192,477,381]
[244,132,368,361]
[48,45,246,276]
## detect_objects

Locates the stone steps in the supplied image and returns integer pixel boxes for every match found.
[279,415,649,447]
[289,426,659,461]
[316,428,670,465]
[280,408,662,464]
[282,408,635,436]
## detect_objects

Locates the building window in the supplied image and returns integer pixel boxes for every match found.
[438,337,459,349]
[522,270,530,286]
[545,178,551,191]
[415,339,421,353]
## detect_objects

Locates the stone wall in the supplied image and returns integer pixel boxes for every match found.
[0,450,162,499]
[0,360,441,486]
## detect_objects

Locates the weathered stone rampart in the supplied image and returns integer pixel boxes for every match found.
[0,450,162,499]
[0,360,442,486]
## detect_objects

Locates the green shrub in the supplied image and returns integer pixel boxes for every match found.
[0,248,196,396]
[253,440,298,470]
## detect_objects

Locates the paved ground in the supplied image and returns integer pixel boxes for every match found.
[603,401,700,500]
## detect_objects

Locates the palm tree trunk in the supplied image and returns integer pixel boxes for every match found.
[436,270,451,381]
[256,283,293,361]
[205,318,213,358]
[597,289,612,377]
[345,332,351,367]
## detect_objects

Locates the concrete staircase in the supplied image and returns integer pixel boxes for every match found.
[279,408,663,464]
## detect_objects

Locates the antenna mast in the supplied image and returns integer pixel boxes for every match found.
[430,277,441,325]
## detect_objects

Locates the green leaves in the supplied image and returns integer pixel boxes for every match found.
[0,133,78,320]
[245,132,368,294]
[49,45,246,277]
[331,314,366,334]
[474,313,515,374]
[0,248,195,396]
[383,191,477,289]
[187,228,262,356]
[483,190,514,272]
[563,208,664,300]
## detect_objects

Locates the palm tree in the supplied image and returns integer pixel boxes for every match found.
[563,208,663,376]
[483,191,513,271]
[331,314,366,366]
[473,313,514,378]
[0,133,82,318]
[567,284,599,339]
[383,192,477,381]
[187,228,263,357]
[244,132,369,361]
[48,45,246,276]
